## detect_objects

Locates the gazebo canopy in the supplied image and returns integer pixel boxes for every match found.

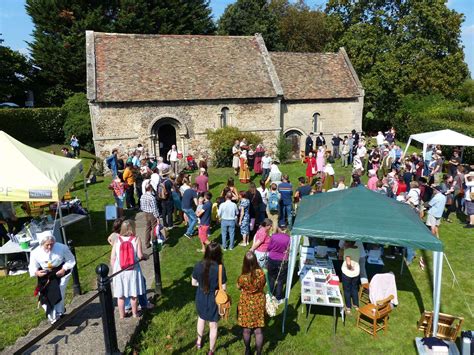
[292,187,443,252]
[403,129,474,158]
[283,187,445,335]
[0,131,82,202]
[407,129,474,147]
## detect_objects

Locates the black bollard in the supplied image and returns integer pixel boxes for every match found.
[67,240,82,296]
[152,240,162,297]
[96,264,119,354]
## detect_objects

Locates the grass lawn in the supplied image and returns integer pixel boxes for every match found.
[0,143,472,353]
[128,160,473,354]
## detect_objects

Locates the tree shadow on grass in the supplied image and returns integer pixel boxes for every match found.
[158,266,195,311]
[265,304,301,353]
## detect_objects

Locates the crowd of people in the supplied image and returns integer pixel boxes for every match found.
[98,129,474,354]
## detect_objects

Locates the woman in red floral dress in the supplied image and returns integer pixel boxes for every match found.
[237,251,266,355]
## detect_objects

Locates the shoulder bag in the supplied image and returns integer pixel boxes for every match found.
[215,264,231,319]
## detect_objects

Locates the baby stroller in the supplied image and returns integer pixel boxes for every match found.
[186,154,198,172]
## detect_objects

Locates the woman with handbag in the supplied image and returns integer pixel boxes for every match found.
[237,252,266,355]
[192,242,227,355]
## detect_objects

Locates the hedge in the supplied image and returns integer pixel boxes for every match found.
[0,108,66,143]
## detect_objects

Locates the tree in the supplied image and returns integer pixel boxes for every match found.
[278,1,333,53]
[325,0,470,125]
[217,0,282,50]
[26,0,215,106]
[62,93,93,151]
[0,39,32,105]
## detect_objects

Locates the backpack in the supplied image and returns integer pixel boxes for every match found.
[268,191,279,212]
[118,236,135,270]
[158,180,169,200]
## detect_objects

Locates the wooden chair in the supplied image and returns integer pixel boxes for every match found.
[358,283,370,306]
[418,311,464,342]
[356,295,394,337]
[25,203,44,217]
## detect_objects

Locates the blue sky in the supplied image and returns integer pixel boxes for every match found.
[0,0,472,74]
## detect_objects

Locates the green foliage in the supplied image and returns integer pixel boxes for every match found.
[0,41,32,105]
[217,0,282,50]
[394,94,474,162]
[277,0,333,53]
[26,0,215,106]
[206,126,262,167]
[62,93,93,152]
[458,79,474,107]
[325,0,469,125]
[276,133,292,163]
[0,108,66,142]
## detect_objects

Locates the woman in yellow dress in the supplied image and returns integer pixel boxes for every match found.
[239,151,250,184]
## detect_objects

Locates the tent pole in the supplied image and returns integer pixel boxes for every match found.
[58,200,67,244]
[460,146,465,162]
[282,234,301,334]
[403,138,412,158]
[432,251,443,337]
[83,170,89,210]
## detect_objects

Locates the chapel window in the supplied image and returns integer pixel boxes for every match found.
[221,107,229,127]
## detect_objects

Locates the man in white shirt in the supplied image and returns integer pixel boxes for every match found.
[167,145,179,175]
[376,131,385,147]
[217,192,239,250]
[261,152,272,181]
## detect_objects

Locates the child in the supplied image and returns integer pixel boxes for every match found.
[195,196,204,224]
[196,192,212,253]
[107,217,124,245]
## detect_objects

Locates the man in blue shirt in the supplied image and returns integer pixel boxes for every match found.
[106,149,118,178]
[426,185,447,238]
[278,175,293,226]
[182,183,198,239]
[218,192,239,250]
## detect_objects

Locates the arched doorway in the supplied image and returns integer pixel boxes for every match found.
[151,118,178,162]
[285,130,302,160]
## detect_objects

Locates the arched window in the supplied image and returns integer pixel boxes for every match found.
[220,107,229,127]
[312,112,320,132]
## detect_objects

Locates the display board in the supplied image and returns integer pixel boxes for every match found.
[299,246,344,307]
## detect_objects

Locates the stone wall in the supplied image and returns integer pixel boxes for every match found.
[90,98,281,160]
[282,96,364,149]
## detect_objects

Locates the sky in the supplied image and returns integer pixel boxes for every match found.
[0,0,473,74]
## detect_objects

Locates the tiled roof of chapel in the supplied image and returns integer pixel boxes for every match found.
[90,33,279,102]
[269,51,363,100]
[87,32,363,102]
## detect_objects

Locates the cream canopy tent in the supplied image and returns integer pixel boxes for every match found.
[403,129,474,158]
[0,131,83,201]
[0,131,88,244]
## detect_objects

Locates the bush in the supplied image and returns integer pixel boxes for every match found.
[393,94,474,140]
[276,133,292,163]
[0,107,66,142]
[62,93,94,152]
[206,126,262,167]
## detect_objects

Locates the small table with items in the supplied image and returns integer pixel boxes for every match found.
[299,245,345,334]
[0,218,59,270]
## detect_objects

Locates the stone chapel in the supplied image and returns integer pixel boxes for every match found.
[86,31,364,160]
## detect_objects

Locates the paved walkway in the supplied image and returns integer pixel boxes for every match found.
[3,212,155,355]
